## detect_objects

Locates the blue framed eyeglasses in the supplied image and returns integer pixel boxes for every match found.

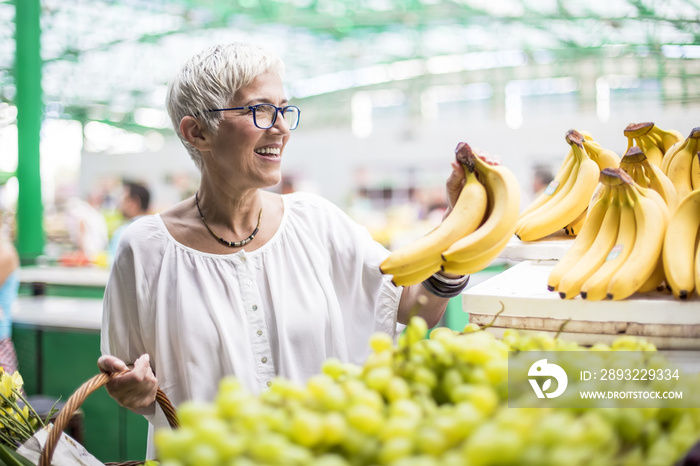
[206,103,301,130]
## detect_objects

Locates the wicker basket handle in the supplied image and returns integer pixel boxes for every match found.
[39,370,179,466]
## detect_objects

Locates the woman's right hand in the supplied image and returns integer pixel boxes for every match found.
[97,354,158,415]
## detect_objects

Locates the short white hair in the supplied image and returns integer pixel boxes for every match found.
[165,42,285,170]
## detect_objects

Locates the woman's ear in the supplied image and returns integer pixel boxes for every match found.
[180,116,210,151]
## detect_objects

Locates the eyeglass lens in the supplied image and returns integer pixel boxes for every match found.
[254,104,299,129]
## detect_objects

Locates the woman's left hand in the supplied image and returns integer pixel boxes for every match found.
[443,161,466,219]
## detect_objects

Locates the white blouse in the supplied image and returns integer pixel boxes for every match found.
[100,192,403,455]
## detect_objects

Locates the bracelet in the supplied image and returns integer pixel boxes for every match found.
[421,273,470,298]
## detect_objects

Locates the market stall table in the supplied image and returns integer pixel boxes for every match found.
[18,266,110,298]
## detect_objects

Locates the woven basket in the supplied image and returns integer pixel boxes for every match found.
[39,370,179,466]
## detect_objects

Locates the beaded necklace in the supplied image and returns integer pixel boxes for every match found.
[195,191,262,248]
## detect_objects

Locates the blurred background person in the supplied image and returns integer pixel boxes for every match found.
[109,181,151,265]
[0,214,19,374]
[62,191,109,265]
[532,164,554,196]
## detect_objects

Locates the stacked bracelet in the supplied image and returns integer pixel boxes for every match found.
[421,273,470,298]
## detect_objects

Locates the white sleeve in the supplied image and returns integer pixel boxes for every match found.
[317,196,403,354]
[100,231,152,366]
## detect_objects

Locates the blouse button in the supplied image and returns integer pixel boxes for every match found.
[252,305,258,311]
[266,381,272,387]
[241,256,247,263]
[261,356,268,364]
[256,330,263,336]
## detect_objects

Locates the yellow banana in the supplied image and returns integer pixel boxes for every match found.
[692,151,700,191]
[606,184,667,301]
[661,140,683,173]
[580,188,636,301]
[638,135,665,167]
[664,127,700,200]
[649,124,683,154]
[516,130,600,242]
[380,156,488,278]
[440,232,512,275]
[624,122,655,140]
[696,232,700,298]
[390,261,442,287]
[620,147,679,213]
[518,153,576,219]
[624,122,680,167]
[662,189,700,299]
[564,208,587,236]
[644,161,680,213]
[547,183,613,291]
[557,187,622,299]
[637,257,666,294]
[441,148,520,263]
[582,139,620,170]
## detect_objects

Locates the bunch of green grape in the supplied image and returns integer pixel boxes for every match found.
[154,318,700,466]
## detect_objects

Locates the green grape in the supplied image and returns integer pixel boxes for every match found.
[616,407,646,443]
[369,332,394,353]
[307,374,348,411]
[462,323,481,333]
[428,326,457,343]
[424,339,454,367]
[154,427,197,461]
[364,366,394,393]
[531,411,572,446]
[177,400,218,428]
[322,357,347,380]
[447,384,498,416]
[184,443,220,466]
[451,402,484,438]
[388,455,440,466]
[311,453,353,466]
[379,416,418,441]
[431,410,463,447]
[439,450,465,466]
[377,436,414,464]
[248,432,290,463]
[462,423,524,466]
[411,366,438,390]
[544,445,592,466]
[216,389,252,421]
[405,317,429,345]
[388,398,423,421]
[385,376,411,402]
[290,408,325,447]
[346,403,384,435]
[321,411,348,445]
[364,350,394,371]
[415,425,448,456]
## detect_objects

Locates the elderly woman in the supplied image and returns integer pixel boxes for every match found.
[98,42,469,454]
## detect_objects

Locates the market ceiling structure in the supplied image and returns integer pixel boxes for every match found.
[2,0,700,133]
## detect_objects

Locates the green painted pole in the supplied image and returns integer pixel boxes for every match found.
[15,0,44,264]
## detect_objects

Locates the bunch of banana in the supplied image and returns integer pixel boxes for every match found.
[660,127,700,201]
[624,122,683,167]
[562,136,621,236]
[619,146,680,213]
[379,143,489,286]
[548,168,670,301]
[439,146,521,276]
[515,130,601,242]
[662,189,700,299]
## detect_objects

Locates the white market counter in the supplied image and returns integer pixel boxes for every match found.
[13,295,103,331]
[462,260,700,351]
